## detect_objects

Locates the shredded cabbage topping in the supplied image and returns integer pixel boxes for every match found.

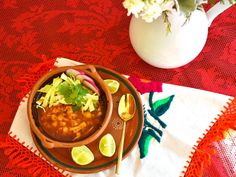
[36,73,99,112]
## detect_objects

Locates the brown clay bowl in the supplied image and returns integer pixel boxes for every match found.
[27,65,113,149]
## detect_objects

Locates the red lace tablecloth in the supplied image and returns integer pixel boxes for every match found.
[0,0,235,176]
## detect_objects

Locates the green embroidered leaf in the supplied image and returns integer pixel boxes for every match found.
[149,91,154,110]
[153,95,174,116]
[153,95,173,110]
[148,109,167,128]
[138,130,153,159]
[144,118,163,136]
[138,94,175,159]
[147,129,161,143]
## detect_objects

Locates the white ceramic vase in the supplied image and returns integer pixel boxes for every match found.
[129,1,233,69]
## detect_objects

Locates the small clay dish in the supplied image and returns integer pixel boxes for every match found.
[27,65,113,149]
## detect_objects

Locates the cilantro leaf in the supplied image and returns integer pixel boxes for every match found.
[58,81,89,108]
[58,82,72,98]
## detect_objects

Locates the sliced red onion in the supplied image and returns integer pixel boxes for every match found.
[75,73,95,83]
[80,74,94,83]
[75,74,84,82]
[83,79,100,95]
[66,68,100,94]
[66,69,85,77]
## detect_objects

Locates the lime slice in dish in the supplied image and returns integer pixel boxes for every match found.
[71,145,94,165]
[104,79,120,94]
[99,133,116,157]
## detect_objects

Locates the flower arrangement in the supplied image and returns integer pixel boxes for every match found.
[123,0,235,31]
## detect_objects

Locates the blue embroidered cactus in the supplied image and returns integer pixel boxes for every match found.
[139,92,174,158]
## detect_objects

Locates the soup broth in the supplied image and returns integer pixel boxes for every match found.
[38,99,106,142]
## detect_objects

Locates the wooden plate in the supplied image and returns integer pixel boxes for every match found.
[31,65,144,173]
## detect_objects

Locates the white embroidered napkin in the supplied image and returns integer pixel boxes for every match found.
[9,58,232,177]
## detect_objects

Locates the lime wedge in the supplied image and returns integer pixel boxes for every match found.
[99,133,116,157]
[104,79,120,94]
[71,145,94,165]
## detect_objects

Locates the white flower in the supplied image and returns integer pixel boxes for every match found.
[140,2,162,22]
[123,0,234,31]
[140,0,175,23]
[123,0,145,18]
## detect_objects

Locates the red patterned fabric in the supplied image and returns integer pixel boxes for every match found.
[0,0,235,176]
[0,133,66,177]
[203,134,236,177]
[183,98,236,177]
